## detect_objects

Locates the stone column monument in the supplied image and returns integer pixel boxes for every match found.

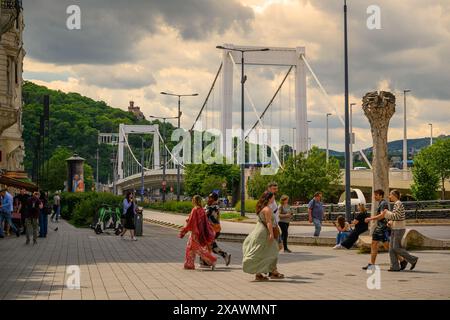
[362,91,396,221]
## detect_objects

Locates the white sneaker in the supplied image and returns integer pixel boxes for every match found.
[132,237,137,241]
[333,244,343,250]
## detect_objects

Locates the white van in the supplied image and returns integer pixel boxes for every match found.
[338,188,367,206]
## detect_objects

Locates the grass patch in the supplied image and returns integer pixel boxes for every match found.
[220,212,249,221]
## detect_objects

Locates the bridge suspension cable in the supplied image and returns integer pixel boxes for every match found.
[227,52,284,169]
[245,65,294,140]
[190,63,223,132]
[300,54,372,169]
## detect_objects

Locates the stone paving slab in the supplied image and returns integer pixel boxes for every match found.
[0,218,449,300]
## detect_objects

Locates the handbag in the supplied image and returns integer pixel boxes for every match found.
[212,223,221,233]
[273,226,280,239]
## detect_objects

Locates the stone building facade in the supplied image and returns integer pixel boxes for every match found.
[0,1,25,178]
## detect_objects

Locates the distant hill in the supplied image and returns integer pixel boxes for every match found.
[327,136,449,158]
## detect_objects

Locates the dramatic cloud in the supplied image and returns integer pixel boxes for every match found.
[22,0,254,64]
[75,64,156,89]
[22,0,450,151]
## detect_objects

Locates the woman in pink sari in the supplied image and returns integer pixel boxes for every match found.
[179,195,217,270]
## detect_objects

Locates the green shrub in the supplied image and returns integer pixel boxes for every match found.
[61,192,123,227]
[142,201,193,214]
[60,192,94,220]
[234,199,258,213]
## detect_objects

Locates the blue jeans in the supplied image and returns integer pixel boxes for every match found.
[336,231,351,244]
[51,205,61,221]
[313,218,322,237]
[39,211,48,237]
[0,209,18,236]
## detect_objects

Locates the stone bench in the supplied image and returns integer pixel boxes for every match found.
[357,229,450,252]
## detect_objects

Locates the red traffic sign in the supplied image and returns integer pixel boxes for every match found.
[162,181,167,187]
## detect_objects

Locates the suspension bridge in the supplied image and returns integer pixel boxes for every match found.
[111,44,387,198]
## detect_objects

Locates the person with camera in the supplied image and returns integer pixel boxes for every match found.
[120,192,137,241]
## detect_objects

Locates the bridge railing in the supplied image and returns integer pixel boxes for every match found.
[291,200,450,221]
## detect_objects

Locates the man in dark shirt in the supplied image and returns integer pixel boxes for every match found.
[25,191,42,245]
[15,188,30,235]
[362,189,390,270]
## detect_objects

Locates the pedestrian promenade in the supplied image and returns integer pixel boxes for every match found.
[143,210,338,237]
[143,210,450,240]
[0,219,449,300]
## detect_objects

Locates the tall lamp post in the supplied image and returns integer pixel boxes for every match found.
[292,127,296,158]
[140,137,145,202]
[343,0,351,222]
[149,115,179,203]
[326,113,332,163]
[350,103,356,170]
[307,120,312,155]
[429,123,433,146]
[160,92,198,202]
[216,45,270,217]
[96,147,99,192]
[403,89,411,171]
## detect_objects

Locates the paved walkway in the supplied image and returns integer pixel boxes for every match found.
[143,210,450,240]
[0,219,449,300]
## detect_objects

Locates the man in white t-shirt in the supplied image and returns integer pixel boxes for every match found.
[51,192,61,222]
[267,182,279,224]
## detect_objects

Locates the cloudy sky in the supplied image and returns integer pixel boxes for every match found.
[22,0,450,152]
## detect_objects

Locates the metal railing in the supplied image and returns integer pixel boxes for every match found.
[291,200,450,221]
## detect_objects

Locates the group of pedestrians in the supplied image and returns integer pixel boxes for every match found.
[363,189,418,272]
[331,189,418,272]
[0,188,61,245]
[176,183,419,280]
[178,193,230,270]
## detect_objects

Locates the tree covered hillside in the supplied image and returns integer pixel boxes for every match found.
[22,81,177,186]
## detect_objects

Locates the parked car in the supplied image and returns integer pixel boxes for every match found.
[338,188,367,206]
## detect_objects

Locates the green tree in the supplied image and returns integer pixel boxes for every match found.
[40,147,94,192]
[276,147,342,203]
[201,175,227,196]
[184,162,240,197]
[247,170,274,199]
[412,138,450,200]
[411,157,439,200]
[429,139,450,199]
